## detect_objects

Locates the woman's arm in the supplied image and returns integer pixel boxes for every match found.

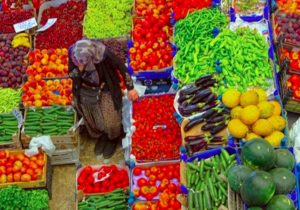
[106,49,134,91]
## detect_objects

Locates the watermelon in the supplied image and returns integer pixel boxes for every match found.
[274,149,295,171]
[240,171,275,206]
[269,168,296,194]
[241,138,275,170]
[227,165,252,192]
[266,195,295,210]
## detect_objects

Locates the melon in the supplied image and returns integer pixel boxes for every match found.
[274,149,295,170]
[240,171,276,206]
[266,195,295,210]
[269,168,296,194]
[241,138,275,170]
[227,165,252,192]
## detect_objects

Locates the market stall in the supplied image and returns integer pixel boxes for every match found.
[0,0,299,209]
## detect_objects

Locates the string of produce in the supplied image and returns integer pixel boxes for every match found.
[0,88,22,113]
[84,0,132,38]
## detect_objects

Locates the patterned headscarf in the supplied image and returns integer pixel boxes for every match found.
[71,39,106,71]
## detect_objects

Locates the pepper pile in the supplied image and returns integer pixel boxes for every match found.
[0,88,21,113]
[77,165,129,194]
[131,164,181,208]
[22,79,73,107]
[174,8,229,84]
[35,1,85,49]
[0,10,33,33]
[129,0,173,72]
[283,48,300,70]
[277,0,300,14]
[287,74,300,100]
[27,48,68,79]
[131,94,181,162]
[172,0,212,20]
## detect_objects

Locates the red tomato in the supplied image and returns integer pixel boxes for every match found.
[137,178,148,187]
[133,167,142,176]
[36,159,44,167]
[16,154,25,161]
[26,168,34,176]
[0,151,7,159]
[13,172,21,182]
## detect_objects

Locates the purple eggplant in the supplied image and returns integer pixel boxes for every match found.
[195,75,214,87]
[201,79,216,88]
[200,101,219,112]
[201,123,215,131]
[184,117,205,132]
[201,108,217,120]
[188,139,206,146]
[205,93,217,104]
[210,123,227,135]
[191,141,208,152]
[190,88,211,104]
[210,136,224,143]
[178,94,193,104]
[184,134,205,142]
[180,86,201,96]
[179,105,202,116]
[207,115,225,124]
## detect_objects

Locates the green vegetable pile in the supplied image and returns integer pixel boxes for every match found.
[78,189,128,210]
[186,149,236,209]
[0,113,18,144]
[0,88,21,114]
[24,106,74,137]
[84,0,132,38]
[236,0,260,12]
[174,8,229,84]
[211,28,273,94]
[0,186,49,210]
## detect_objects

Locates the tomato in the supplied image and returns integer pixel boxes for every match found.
[166,171,174,179]
[35,168,43,176]
[6,167,13,174]
[145,169,151,177]
[7,174,13,182]
[29,161,38,170]
[0,166,6,174]
[26,168,34,176]
[145,193,154,201]
[13,172,21,182]
[14,160,23,168]
[148,180,156,186]
[23,158,30,166]
[30,156,37,162]
[149,174,156,181]
[8,154,15,162]
[157,173,165,181]
[36,159,44,167]
[37,154,44,160]
[16,154,25,161]
[0,151,7,159]
[137,178,147,187]
[21,174,31,182]
[167,183,177,193]
[150,166,159,175]
[20,167,27,174]
[0,159,6,166]
[12,165,21,173]
[31,174,37,181]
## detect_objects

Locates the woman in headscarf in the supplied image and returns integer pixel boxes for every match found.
[69,39,138,158]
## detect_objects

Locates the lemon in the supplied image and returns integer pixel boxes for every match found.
[270,101,282,116]
[268,115,286,131]
[252,119,273,137]
[228,119,249,138]
[257,101,274,119]
[240,105,260,125]
[222,89,241,108]
[265,131,285,147]
[231,106,243,119]
[240,90,259,107]
[254,88,268,102]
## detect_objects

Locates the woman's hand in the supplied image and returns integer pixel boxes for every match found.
[128,89,139,101]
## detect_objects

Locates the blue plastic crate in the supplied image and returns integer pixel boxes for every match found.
[296,163,300,209]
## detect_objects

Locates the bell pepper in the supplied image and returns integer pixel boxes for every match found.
[292,52,299,60]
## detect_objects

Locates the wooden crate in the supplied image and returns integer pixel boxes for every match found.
[51,144,80,166]
[21,107,78,150]
[0,133,22,149]
[0,150,47,189]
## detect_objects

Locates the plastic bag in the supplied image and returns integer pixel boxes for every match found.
[290,118,300,163]
[25,136,56,157]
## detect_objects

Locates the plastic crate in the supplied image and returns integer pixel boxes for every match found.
[231,0,269,21]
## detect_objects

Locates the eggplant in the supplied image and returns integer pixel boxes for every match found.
[180,85,201,96]
[201,123,215,131]
[178,94,192,104]
[188,139,206,146]
[191,141,207,153]
[190,88,211,104]
[205,93,217,104]
[184,117,205,132]
[200,101,218,112]
[201,79,216,88]
[207,115,225,124]
[210,123,227,135]
[210,136,224,143]
[195,75,214,87]
[201,108,217,120]
[179,105,202,116]
[184,134,205,142]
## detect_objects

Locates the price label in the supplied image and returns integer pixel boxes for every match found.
[153,124,167,130]
[13,17,37,33]
[12,109,23,129]
[37,18,57,32]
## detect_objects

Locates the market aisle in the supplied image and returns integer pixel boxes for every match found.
[49,136,125,210]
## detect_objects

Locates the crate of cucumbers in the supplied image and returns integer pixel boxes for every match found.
[0,112,21,149]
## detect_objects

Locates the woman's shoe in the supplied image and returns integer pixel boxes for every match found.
[94,135,108,155]
[103,139,118,159]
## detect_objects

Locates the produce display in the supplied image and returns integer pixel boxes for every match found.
[131,94,181,162]
[287,74,300,99]
[27,48,68,78]
[77,165,129,194]
[0,113,18,144]
[174,8,228,84]
[84,0,132,38]
[276,0,300,14]
[186,149,235,209]
[0,34,30,88]
[0,10,33,33]
[0,186,49,210]
[78,189,128,210]
[35,0,85,49]
[102,38,128,64]
[227,139,296,209]
[172,0,212,20]
[275,12,300,46]
[0,88,21,113]
[23,106,74,137]
[282,48,300,70]
[129,0,173,72]
[22,79,73,107]
[131,163,181,208]
[234,0,265,15]
[222,88,286,147]
[0,151,45,183]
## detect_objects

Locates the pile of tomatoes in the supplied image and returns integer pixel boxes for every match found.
[129,0,173,72]
[283,48,300,70]
[132,164,181,209]
[131,94,181,162]
[0,151,45,183]
[77,165,129,194]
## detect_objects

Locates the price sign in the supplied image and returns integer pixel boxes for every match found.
[13,17,37,33]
